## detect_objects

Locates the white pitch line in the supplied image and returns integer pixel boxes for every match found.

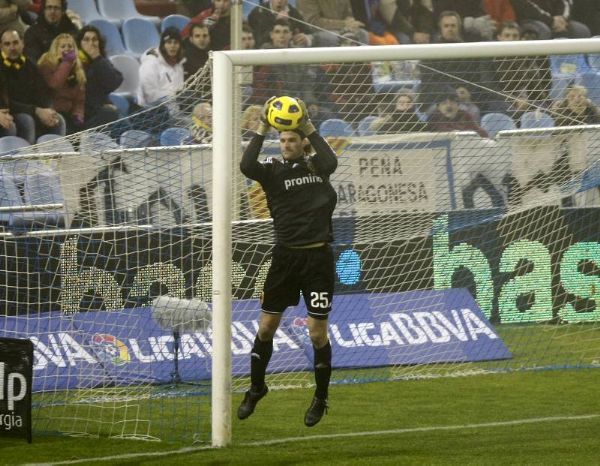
[23,414,600,466]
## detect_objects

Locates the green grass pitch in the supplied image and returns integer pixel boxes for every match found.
[1,368,599,465]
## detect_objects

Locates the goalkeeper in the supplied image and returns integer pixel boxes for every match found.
[238,97,338,427]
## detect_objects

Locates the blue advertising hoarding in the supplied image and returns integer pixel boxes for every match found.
[0,289,511,392]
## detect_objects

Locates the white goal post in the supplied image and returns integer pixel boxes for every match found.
[211,38,600,447]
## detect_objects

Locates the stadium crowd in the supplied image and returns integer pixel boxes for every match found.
[0,0,598,147]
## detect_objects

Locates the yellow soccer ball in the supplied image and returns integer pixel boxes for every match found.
[267,96,304,131]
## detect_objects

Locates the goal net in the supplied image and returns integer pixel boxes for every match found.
[213,39,600,443]
[0,38,599,446]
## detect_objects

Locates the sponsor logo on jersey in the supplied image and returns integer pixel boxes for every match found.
[284,174,323,190]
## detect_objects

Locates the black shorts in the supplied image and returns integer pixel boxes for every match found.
[261,244,334,320]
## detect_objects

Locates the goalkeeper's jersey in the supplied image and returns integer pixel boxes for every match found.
[240,132,338,247]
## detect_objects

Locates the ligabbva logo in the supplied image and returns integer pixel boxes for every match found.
[90,334,131,366]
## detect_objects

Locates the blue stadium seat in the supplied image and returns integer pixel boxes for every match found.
[35,134,75,153]
[109,55,140,100]
[160,127,192,146]
[24,170,65,226]
[109,93,131,116]
[0,136,30,156]
[550,54,589,75]
[161,14,190,33]
[357,116,378,136]
[69,0,116,26]
[480,113,516,138]
[97,0,161,27]
[80,131,119,153]
[0,168,24,225]
[520,111,555,130]
[319,119,354,137]
[588,53,600,71]
[0,164,64,228]
[122,18,161,58]
[548,54,590,100]
[88,19,128,57]
[120,129,154,148]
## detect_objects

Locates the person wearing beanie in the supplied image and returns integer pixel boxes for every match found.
[137,26,185,107]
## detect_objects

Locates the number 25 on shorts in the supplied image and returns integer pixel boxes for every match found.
[310,292,330,309]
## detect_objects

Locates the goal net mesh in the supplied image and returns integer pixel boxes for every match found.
[0,42,600,442]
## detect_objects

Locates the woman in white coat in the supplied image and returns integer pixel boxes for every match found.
[137,27,185,107]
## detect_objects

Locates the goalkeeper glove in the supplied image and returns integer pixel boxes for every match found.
[295,98,316,136]
[256,96,276,136]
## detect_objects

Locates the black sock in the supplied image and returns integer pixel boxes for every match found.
[313,341,332,400]
[250,335,273,391]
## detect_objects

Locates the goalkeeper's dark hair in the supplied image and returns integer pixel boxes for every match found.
[292,128,306,139]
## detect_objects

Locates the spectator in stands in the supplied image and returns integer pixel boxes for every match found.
[432,9,463,43]
[480,21,551,119]
[249,19,318,105]
[511,0,591,39]
[179,0,211,17]
[318,31,378,121]
[427,92,488,137]
[241,21,256,49]
[76,25,122,129]
[37,33,85,134]
[190,101,212,143]
[183,23,210,79]
[364,0,435,44]
[370,89,426,134]
[419,11,482,114]
[27,0,40,15]
[362,0,406,45]
[249,0,314,48]
[182,0,231,51]
[304,101,338,129]
[297,0,369,47]
[0,73,18,138]
[483,0,517,29]
[551,84,600,126]
[24,0,78,63]
[0,29,64,143]
[137,27,185,107]
[240,22,255,102]
[241,104,278,139]
[0,1,31,36]
[433,1,497,41]
[456,85,480,122]
[496,19,521,40]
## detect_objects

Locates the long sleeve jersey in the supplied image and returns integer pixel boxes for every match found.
[240,132,338,247]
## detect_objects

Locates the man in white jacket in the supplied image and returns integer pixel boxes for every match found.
[137,27,185,107]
